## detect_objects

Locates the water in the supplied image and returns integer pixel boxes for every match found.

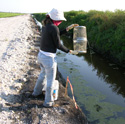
[57,36,125,124]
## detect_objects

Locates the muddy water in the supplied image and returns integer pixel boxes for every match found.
[57,36,125,124]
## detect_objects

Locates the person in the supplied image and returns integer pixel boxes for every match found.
[32,8,79,107]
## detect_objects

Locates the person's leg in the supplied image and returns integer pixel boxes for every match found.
[32,66,46,96]
[43,57,57,107]
[32,52,47,96]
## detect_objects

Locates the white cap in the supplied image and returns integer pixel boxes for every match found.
[47,8,66,21]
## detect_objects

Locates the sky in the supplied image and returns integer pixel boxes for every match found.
[0,0,124,13]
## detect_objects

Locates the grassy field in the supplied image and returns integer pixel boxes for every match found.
[0,12,24,18]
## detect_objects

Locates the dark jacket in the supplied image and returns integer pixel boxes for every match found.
[40,23,69,53]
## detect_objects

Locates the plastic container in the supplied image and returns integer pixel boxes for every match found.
[53,80,59,100]
[73,26,87,53]
[42,80,59,101]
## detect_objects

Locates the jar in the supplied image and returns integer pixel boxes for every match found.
[73,26,87,53]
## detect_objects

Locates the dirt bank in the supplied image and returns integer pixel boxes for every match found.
[0,15,88,124]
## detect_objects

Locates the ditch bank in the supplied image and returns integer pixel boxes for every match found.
[0,15,87,124]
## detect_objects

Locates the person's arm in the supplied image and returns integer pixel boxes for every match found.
[52,26,69,53]
[66,24,79,31]
[60,29,67,36]
[59,24,79,36]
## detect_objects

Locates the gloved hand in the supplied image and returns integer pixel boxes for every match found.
[66,24,79,31]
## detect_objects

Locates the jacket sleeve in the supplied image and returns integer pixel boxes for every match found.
[60,29,67,36]
[52,26,69,53]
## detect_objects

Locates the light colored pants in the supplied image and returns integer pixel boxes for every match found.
[32,51,57,106]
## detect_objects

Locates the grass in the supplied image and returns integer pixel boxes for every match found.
[0,12,24,18]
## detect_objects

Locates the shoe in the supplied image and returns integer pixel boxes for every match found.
[28,93,45,99]
[43,102,59,108]
[33,94,44,98]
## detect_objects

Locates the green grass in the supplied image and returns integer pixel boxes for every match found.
[0,12,24,18]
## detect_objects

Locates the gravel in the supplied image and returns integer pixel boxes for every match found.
[0,14,34,123]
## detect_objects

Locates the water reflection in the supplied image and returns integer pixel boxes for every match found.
[84,51,125,97]
[61,36,125,98]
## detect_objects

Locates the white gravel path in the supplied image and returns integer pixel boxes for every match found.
[0,14,34,123]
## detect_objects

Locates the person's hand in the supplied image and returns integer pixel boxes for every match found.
[69,50,73,53]
[69,50,79,55]
[66,24,79,31]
